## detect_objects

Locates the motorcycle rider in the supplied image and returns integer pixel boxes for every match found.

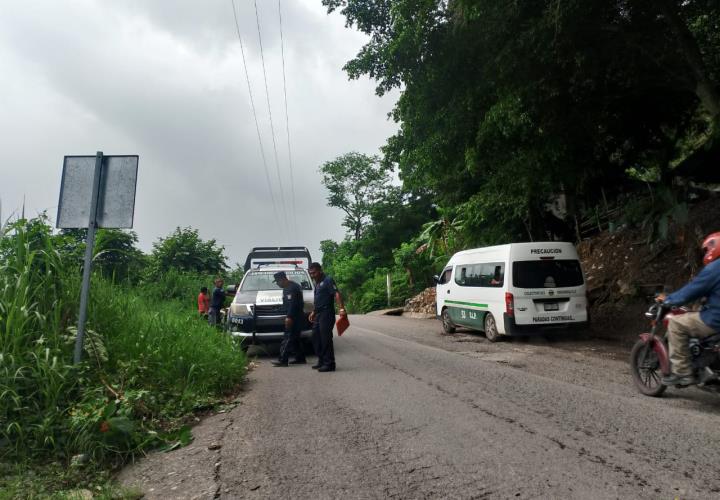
[656,232,720,386]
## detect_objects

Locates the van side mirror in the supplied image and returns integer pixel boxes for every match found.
[433,275,441,284]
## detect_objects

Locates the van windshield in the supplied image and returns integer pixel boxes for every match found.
[240,271,313,291]
[512,260,584,288]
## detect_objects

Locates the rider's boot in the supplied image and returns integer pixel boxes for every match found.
[697,367,718,386]
[661,372,698,386]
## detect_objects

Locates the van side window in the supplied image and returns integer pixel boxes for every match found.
[483,263,504,287]
[439,267,452,285]
[454,265,468,286]
[454,263,504,287]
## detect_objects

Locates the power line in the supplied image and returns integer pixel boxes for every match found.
[253,0,291,240]
[230,0,284,239]
[278,0,298,236]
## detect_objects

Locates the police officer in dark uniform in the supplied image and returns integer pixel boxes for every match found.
[308,262,346,372]
[271,271,307,367]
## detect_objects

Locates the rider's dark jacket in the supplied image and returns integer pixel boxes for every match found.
[665,259,720,330]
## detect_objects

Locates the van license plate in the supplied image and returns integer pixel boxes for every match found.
[544,303,559,311]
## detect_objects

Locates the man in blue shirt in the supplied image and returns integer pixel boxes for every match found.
[657,233,720,386]
[308,262,346,372]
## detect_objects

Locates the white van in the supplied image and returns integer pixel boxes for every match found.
[435,242,588,341]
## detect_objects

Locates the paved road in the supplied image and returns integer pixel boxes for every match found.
[120,315,720,499]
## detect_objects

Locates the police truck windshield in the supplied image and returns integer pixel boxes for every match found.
[240,271,313,291]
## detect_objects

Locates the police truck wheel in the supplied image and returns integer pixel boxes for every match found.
[441,309,456,334]
[484,313,500,342]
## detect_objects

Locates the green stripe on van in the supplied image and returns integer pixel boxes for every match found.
[446,300,488,308]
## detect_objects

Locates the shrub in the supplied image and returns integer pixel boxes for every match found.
[0,218,246,470]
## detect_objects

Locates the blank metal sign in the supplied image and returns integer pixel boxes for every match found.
[57,155,139,229]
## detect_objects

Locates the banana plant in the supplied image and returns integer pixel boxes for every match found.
[416,207,465,258]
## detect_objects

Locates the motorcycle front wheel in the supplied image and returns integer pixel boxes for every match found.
[629,340,667,397]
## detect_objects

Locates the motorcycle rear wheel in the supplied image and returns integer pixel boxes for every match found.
[630,340,667,397]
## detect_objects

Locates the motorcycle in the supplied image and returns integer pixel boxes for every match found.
[630,303,720,396]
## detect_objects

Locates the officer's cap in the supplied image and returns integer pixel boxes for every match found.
[272,271,287,283]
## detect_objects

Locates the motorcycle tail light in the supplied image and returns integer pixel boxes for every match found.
[505,292,514,317]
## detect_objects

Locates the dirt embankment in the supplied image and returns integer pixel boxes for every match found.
[403,287,436,318]
[580,197,720,341]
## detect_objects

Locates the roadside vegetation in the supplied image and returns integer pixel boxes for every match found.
[0,216,245,497]
[318,1,720,313]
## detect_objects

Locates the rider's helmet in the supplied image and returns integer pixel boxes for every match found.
[702,232,720,266]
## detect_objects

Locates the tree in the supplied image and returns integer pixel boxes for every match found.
[324,0,720,239]
[359,187,435,263]
[320,0,720,311]
[94,229,145,283]
[150,227,227,276]
[320,152,392,240]
[416,207,464,259]
[654,0,720,127]
[53,228,145,281]
[318,238,372,310]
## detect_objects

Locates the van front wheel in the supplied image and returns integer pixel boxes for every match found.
[484,313,501,342]
[441,309,456,334]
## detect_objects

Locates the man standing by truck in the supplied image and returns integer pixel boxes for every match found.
[208,278,225,326]
[271,271,307,367]
[308,262,346,372]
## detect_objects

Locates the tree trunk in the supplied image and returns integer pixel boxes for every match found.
[405,267,414,287]
[353,217,362,241]
[655,0,720,118]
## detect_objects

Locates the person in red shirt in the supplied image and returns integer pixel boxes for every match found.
[198,286,210,318]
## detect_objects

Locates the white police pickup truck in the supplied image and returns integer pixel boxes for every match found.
[226,265,314,348]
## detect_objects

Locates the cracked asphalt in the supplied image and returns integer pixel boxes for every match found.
[119,315,720,499]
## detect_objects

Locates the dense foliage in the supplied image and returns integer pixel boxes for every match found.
[0,217,245,495]
[320,0,720,312]
[150,226,228,276]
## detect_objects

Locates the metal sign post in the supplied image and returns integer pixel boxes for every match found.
[74,152,103,364]
[386,273,392,307]
[57,152,139,364]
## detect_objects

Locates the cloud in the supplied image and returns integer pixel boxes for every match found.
[0,0,398,265]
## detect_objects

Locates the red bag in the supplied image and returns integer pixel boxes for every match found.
[336,314,350,336]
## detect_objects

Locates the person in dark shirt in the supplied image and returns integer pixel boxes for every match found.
[208,278,225,326]
[308,262,346,372]
[271,271,307,367]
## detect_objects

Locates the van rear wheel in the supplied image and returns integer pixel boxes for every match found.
[441,309,456,334]
[484,313,500,342]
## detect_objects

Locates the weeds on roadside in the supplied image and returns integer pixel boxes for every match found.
[0,217,246,491]
[0,460,143,500]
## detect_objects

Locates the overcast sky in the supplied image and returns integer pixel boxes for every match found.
[0,0,398,267]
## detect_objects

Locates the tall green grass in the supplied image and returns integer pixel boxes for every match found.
[0,219,246,469]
